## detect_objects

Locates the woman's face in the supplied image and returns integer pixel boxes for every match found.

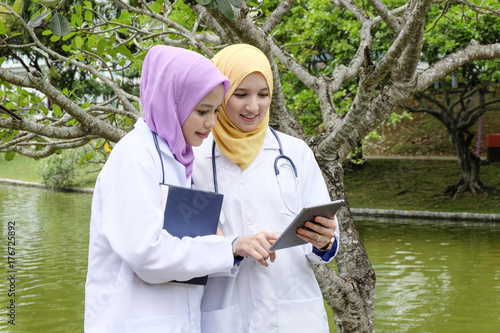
[225,73,271,132]
[182,84,224,147]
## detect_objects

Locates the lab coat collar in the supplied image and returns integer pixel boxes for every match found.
[135,118,190,185]
[135,118,175,159]
[203,127,281,175]
[205,127,280,159]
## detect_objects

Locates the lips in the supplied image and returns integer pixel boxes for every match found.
[196,132,209,139]
[241,114,258,122]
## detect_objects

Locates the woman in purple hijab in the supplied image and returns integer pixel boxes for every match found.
[84,45,275,333]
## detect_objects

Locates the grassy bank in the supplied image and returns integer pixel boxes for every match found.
[344,158,500,214]
[0,153,98,188]
[0,153,42,183]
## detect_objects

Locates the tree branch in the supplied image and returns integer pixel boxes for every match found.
[0,68,127,143]
[261,0,296,35]
[367,0,403,33]
[1,3,140,117]
[415,43,500,92]
[7,138,94,159]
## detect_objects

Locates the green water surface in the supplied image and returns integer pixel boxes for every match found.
[0,185,499,332]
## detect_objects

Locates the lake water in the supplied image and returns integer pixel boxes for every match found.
[0,184,499,332]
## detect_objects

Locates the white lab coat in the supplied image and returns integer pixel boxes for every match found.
[85,120,235,333]
[192,128,340,333]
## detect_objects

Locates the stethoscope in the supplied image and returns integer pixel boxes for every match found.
[212,126,302,216]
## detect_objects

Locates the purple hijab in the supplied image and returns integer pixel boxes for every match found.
[140,45,229,178]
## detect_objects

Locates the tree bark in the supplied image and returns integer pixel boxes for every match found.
[446,128,484,196]
[318,161,376,332]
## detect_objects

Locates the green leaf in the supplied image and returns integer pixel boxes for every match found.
[39,0,60,7]
[227,0,241,8]
[75,36,83,49]
[116,45,132,58]
[84,10,93,22]
[50,65,57,78]
[12,0,23,14]
[151,2,162,13]
[290,36,299,56]
[215,0,234,19]
[51,13,71,36]
[28,10,51,28]
[79,151,94,166]
[97,38,106,57]
[0,57,5,66]
[205,0,217,9]
[0,20,7,35]
[83,1,93,9]
[71,13,84,28]
[196,0,213,4]
[61,44,71,52]
[42,29,52,36]
[50,35,60,42]
[76,4,82,16]
[4,151,16,161]
[40,105,49,115]
[87,34,96,48]
[52,104,62,116]
[62,31,76,41]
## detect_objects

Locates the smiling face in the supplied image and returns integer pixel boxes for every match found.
[225,73,271,132]
[181,84,225,147]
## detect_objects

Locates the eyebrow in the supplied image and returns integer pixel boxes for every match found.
[234,87,269,92]
[198,103,222,108]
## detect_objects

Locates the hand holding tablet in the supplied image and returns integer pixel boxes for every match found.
[269,200,345,251]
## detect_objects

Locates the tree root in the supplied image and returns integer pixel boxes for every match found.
[444,181,500,198]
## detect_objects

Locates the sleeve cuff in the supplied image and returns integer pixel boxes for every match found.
[312,236,338,261]
[232,237,244,264]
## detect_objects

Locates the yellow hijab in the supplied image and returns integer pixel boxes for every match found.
[211,44,274,171]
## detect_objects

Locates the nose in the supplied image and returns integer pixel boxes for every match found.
[205,112,217,129]
[246,96,259,113]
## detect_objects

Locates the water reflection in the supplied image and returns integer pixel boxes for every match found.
[356,218,500,332]
[0,184,499,332]
[0,185,91,332]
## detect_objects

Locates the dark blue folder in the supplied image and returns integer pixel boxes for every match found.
[160,183,223,285]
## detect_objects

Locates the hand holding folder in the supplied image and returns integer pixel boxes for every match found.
[160,183,223,285]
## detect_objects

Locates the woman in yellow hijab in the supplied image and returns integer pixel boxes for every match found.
[192,44,339,333]
[211,43,273,171]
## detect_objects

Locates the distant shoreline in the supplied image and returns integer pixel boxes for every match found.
[0,178,93,194]
[351,208,500,222]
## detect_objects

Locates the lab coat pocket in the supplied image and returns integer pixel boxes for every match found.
[124,314,186,333]
[277,297,328,333]
[201,303,243,333]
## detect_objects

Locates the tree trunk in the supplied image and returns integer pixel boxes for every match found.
[446,129,484,196]
[316,161,376,332]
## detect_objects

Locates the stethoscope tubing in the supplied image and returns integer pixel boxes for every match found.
[211,127,301,215]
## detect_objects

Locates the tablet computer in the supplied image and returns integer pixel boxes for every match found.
[269,200,344,251]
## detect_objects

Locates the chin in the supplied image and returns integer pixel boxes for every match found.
[190,141,202,147]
